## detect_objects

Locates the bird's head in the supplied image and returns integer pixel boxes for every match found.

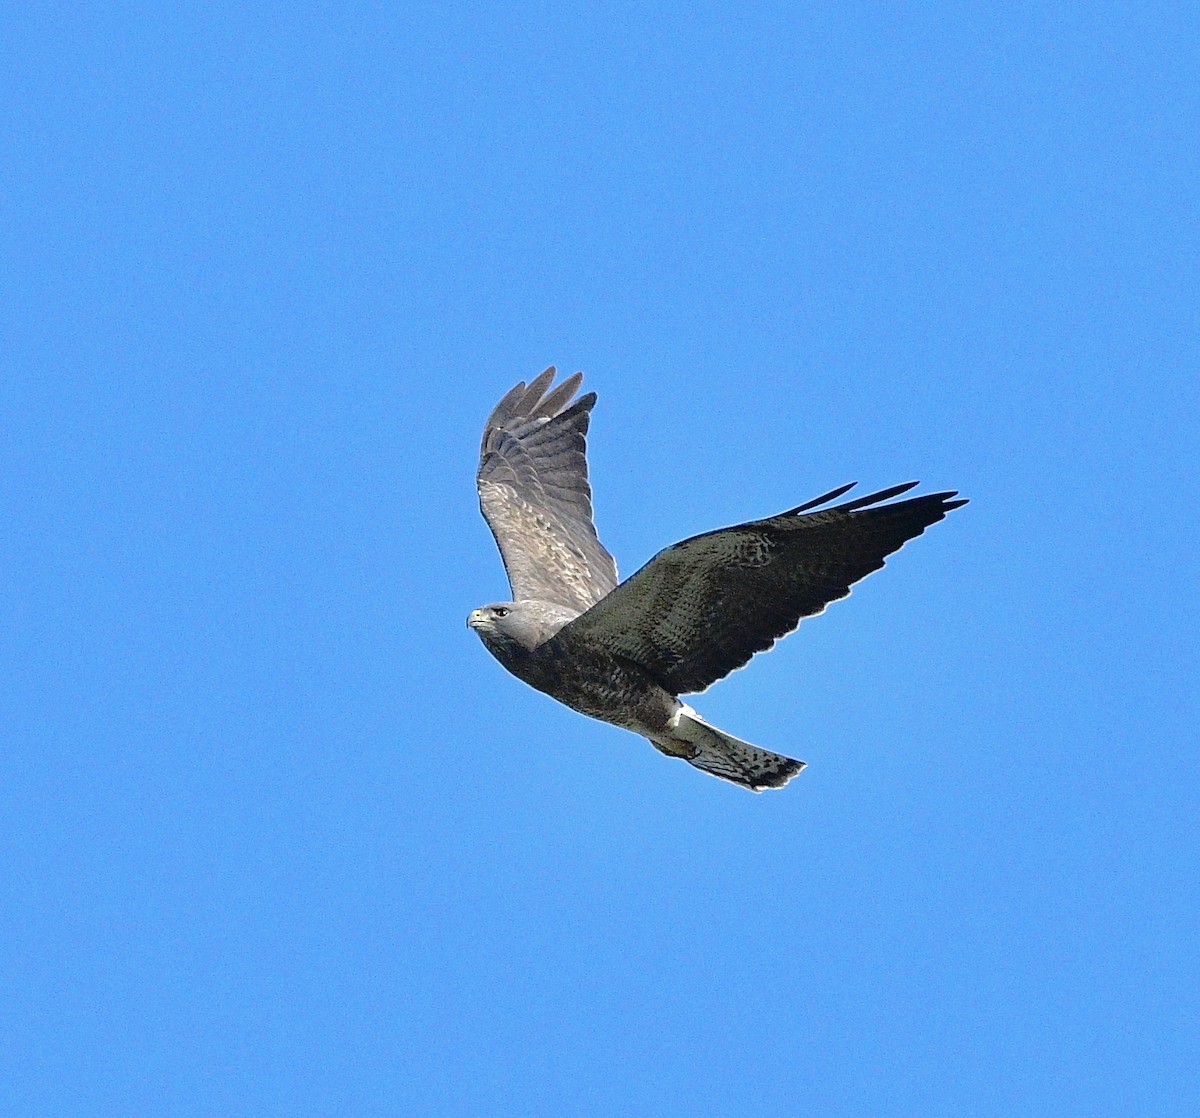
[467,602,514,631]
[467,602,536,655]
[467,600,576,656]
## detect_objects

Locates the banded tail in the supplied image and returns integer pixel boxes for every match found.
[654,704,805,792]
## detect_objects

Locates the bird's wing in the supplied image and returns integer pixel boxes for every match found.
[477,368,618,612]
[557,482,967,695]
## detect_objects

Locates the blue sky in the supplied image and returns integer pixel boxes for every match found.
[3,3,1197,1114]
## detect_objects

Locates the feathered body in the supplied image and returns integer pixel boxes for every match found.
[468,369,966,791]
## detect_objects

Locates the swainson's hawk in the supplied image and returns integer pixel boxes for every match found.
[468,369,966,791]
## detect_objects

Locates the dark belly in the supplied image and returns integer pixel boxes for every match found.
[517,644,676,735]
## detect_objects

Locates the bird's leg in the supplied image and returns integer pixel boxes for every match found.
[650,736,699,760]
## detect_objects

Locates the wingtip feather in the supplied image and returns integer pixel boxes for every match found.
[535,370,585,418]
[839,480,921,511]
[786,482,857,515]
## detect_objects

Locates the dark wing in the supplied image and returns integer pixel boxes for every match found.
[556,482,967,695]
[477,368,618,612]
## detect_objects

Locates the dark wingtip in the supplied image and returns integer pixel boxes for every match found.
[520,367,556,409]
[839,480,921,512]
[483,367,589,446]
[481,380,533,449]
[786,482,857,515]
[920,489,968,509]
[547,389,597,427]
[791,481,968,518]
[535,370,585,418]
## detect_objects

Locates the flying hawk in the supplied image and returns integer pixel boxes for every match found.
[468,368,966,791]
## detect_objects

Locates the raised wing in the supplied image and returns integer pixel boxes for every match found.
[477,368,618,612]
[556,482,967,694]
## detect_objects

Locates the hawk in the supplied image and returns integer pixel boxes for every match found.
[467,368,966,791]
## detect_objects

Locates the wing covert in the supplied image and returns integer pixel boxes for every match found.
[555,483,967,694]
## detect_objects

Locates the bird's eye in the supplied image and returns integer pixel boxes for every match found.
[494,607,509,618]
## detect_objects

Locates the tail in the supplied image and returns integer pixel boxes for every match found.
[654,705,805,792]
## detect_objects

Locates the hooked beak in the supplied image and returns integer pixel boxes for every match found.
[466,609,486,629]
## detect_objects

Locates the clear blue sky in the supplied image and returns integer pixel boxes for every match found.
[4,4,1197,1115]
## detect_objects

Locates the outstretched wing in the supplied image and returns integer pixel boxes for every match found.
[556,482,967,695]
[477,368,618,612]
